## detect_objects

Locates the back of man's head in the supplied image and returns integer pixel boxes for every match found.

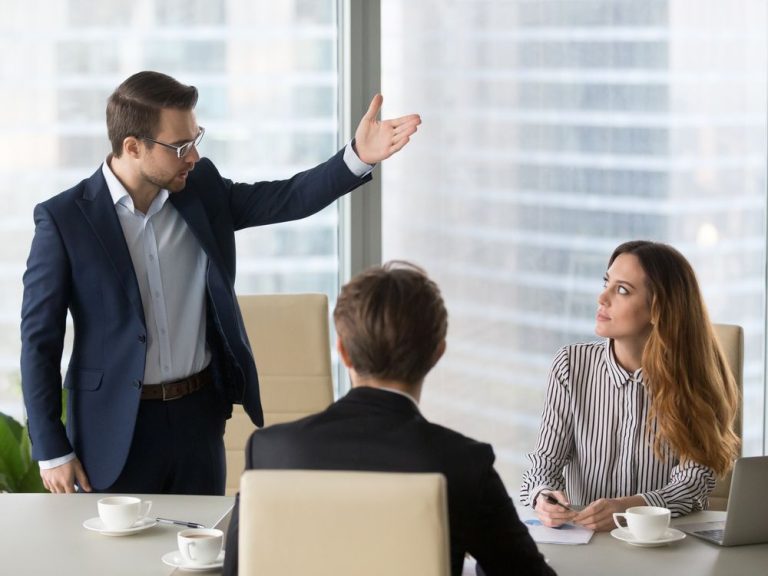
[333,261,448,387]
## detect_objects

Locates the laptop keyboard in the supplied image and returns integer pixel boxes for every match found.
[697,529,724,541]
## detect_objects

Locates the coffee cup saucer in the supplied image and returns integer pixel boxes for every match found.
[161,550,225,571]
[83,516,157,536]
[610,527,686,547]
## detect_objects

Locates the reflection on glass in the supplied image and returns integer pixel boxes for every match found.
[0,0,339,419]
[382,0,767,488]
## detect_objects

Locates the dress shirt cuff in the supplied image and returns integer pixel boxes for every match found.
[343,140,374,177]
[528,484,552,508]
[38,452,76,470]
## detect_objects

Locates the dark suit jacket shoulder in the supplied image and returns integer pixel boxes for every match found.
[223,387,555,576]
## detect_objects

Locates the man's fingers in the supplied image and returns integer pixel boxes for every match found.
[388,113,421,129]
[75,463,92,493]
[392,125,418,144]
[364,94,383,121]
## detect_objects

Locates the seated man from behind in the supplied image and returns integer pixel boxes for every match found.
[223,261,555,576]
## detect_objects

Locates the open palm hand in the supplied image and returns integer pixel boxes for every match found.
[354,94,421,164]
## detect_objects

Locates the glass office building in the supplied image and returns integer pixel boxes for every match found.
[1,0,766,493]
[0,0,339,418]
[381,0,767,486]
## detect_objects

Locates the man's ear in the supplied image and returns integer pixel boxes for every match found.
[123,136,142,159]
[431,339,447,367]
[336,336,353,368]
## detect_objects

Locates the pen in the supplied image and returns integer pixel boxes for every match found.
[155,517,205,529]
[544,493,573,511]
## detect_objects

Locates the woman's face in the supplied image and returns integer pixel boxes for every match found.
[595,253,653,343]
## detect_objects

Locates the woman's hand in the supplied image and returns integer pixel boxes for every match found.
[533,490,577,527]
[573,495,646,531]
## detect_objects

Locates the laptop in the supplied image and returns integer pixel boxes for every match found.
[678,456,768,546]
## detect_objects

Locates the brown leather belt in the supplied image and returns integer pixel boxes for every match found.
[140,367,212,401]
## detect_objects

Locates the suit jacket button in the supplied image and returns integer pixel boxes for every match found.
[138,334,146,343]
[133,380,142,389]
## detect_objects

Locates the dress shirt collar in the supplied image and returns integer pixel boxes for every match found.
[603,338,644,388]
[102,156,169,215]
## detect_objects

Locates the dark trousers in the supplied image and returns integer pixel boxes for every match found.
[104,382,227,495]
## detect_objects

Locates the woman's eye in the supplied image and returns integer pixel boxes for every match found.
[617,286,629,295]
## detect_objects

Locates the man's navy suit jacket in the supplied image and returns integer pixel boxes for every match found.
[222,387,555,576]
[20,149,369,490]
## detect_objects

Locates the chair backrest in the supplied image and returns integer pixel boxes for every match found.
[708,323,744,510]
[238,470,451,576]
[223,294,334,495]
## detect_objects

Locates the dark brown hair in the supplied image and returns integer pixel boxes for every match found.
[609,240,740,476]
[333,261,448,386]
[106,71,198,156]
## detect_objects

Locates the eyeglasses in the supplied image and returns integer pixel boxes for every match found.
[142,127,205,158]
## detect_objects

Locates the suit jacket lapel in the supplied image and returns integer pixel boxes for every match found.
[75,168,145,325]
[169,191,226,268]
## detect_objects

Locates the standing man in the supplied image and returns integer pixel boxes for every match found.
[20,71,420,495]
[223,262,555,576]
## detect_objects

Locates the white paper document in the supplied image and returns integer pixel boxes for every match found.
[524,518,594,545]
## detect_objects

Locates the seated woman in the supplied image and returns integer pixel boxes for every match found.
[520,240,740,531]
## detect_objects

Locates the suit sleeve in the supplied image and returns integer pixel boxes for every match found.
[468,451,556,576]
[20,203,72,461]
[221,148,372,230]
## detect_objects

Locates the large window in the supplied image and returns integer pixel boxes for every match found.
[381,0,768,488]
[0,0,339,419]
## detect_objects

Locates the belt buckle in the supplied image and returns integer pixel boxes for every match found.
[161,382,182,402]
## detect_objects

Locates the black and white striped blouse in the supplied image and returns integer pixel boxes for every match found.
[519,339,715,517]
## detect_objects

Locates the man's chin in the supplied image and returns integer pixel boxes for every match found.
[166,178,187,193]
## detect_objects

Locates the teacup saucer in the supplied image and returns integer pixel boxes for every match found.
[161,550,225,572]
[611,527,686,547]
[83,516,157,536]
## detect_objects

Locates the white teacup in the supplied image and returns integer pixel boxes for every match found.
[177,528,223,566]
[97,496,152,530]
[613,506,671,541]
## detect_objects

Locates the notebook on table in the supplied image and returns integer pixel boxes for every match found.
[678,456,768,546]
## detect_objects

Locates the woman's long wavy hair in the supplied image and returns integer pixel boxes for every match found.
[609,241,740,477]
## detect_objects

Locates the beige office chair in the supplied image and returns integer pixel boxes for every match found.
[239,470,451,576]
[708,323,744,511]
[223,294,334,495]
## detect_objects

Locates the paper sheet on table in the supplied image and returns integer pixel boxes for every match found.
[524,518,594,545]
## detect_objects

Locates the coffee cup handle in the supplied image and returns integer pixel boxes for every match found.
[141,500,152,519]
[613,513,627,530]
[185,542,199,562]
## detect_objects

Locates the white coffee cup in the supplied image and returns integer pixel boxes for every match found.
[97,496,152,530]
[613,506,671,541]
[177,528,223,566]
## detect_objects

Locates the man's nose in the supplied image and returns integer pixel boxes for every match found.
[183,145,200,164]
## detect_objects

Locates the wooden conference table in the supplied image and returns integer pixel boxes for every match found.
[1,493,766,576]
